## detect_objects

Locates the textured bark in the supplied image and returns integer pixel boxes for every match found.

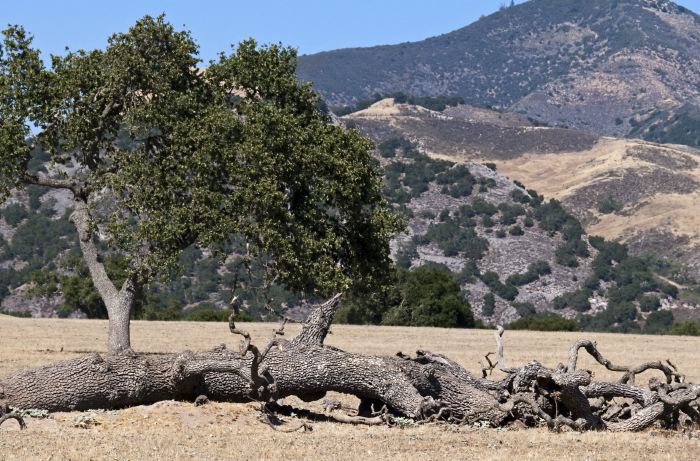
[21,170,138,354]
[71,199,137,353]
[1,298,699,433]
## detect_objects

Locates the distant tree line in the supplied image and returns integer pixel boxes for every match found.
[333,92,464,116]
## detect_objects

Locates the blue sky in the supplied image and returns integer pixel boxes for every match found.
[3,0,700,61]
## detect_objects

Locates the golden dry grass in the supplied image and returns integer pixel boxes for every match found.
[1,315,700,460]
[493,137,700,246]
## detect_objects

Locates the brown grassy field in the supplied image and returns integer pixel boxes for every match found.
[1,314,699,460]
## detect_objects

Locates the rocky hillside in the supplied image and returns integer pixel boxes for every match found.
[344,98,700,282]
[298,0,700,147]
[370,137,695,329]
[3,129,697,330]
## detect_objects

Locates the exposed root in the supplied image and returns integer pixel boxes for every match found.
[567,340,685,384]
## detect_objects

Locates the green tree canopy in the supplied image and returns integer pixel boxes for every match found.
[338,265,475,328]
[0,15,402,351]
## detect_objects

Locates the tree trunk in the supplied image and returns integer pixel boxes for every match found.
[71,198,136,354]
[1,297,699,432]
[105,281,137,354]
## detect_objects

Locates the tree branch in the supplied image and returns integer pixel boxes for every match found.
[292,294,343,346]
[23,173,82,195]
[70,199,119,303]
[567,340,683,384]
[0,412,26,430]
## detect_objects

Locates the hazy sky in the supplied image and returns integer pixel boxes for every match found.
[3,0,700,60]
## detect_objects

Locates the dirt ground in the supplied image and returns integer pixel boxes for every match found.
[1,315,699,460]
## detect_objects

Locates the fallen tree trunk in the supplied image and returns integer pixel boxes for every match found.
[1,296,699,432]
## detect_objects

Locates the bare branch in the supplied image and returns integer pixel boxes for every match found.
[567,340,683,384]
[23,173,81,194]
[292,294,343,346]
[494,325,517,374]
[0,412,26,430]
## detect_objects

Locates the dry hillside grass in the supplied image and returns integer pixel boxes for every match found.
[1,314,699,460]
[494,138,700,245]
[345,99,700,270]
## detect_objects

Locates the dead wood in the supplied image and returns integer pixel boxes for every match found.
[1,294,698,433]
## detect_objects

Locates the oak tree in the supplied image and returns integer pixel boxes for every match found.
[0,16,400,353]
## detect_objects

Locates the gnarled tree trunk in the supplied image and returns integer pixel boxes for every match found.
[1,296,699,432]
[71,198,137,354]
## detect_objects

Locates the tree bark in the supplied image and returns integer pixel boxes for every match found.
[71,198,136,354]
[1,297,699,433]
[20,175,136,353]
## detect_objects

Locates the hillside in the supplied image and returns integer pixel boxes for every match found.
[344,98,700,284]
[298,0,700,147]
[3,125,698,330]
[358,133,696,329]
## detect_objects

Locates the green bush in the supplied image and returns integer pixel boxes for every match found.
[2,310,32,318]
[597,195,622,214]
[339,265,475,328]
[510,189,530,204]
[644,310,673,334]
[378,137,413,158]
[381,150,452,203]
[184,306,251,322]
[638,294,661,312]
[26,185,48,210]
[660,283,678,298]
[424,219,489,260]
[579,301,639,332]
[506,261,551,286]
[482,292,496,316]
[479,271,518,301]
[1,203,29,226]
[395,240,418,269]
[436,165,476,198]
[390,92,464,111]
[527,189,543,207]
[666,321,700,336]
[498,203,525,225]
[553,289,592,312]
[513,302,536,317]
[472,197,498,216]
[534,199,571,233]
[509,225,524,236]
[382,265,475,328]
[555,245,579,267]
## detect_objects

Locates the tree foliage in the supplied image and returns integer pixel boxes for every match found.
[337,265,475,328]
[0,16,403,313]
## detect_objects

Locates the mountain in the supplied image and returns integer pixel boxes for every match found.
[298,0,700,147]
[343,98,700,281]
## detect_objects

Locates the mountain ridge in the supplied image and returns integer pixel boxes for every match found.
[298,0,700,147]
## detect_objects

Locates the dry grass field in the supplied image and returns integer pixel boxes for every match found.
[1,314,699,460]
